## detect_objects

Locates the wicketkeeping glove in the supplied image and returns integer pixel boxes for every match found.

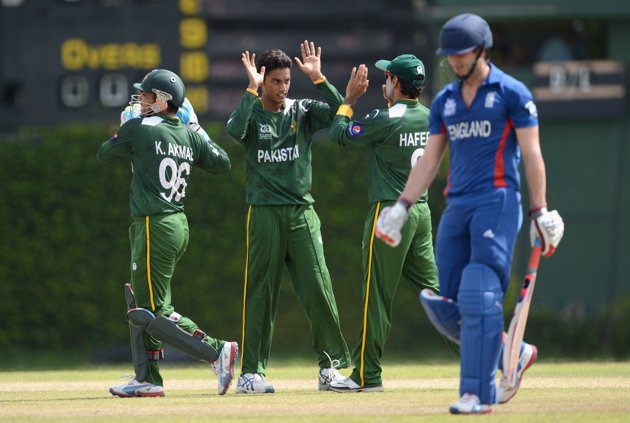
[375,199,412,247]
[177,98,211,142]
[120,103,141,126]
[529,207,564,257]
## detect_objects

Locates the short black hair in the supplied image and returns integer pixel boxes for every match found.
[398,77,425,98]
[166,102,179,114]
[256,49,292,77]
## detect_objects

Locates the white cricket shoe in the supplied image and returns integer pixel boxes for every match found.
[236,373,275,394]
[449,393,493,414]
[318,367,345,391]
[329,376,384,393]
[211,341,238,395]
[109,379,165,398]
[497,342,538,404]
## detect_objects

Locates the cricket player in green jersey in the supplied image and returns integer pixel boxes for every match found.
[97,69,238,398]
[226,41,350,394]
[328,56,439,392]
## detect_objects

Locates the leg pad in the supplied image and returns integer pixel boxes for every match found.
[125,283,136,309]
[127,308,219,364]
[127,308,156,382]
[457,263,504,405]
[420,288,461,344]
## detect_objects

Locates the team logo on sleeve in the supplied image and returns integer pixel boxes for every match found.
[525,100,538,117]
[347,122,363,137]
[444,98,456,117]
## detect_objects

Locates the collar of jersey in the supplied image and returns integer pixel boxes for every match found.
[158,114,181,125]
[393,98,419,107]
[257,97,286,113]
[449,63,504,95]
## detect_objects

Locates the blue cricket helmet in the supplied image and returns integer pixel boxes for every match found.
[436,13,493,56]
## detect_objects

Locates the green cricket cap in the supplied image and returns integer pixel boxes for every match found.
[375,54,425,86]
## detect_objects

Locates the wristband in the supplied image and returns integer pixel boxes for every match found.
[528,205,547,219]
[397,197,413,210]
[336,104,353,118]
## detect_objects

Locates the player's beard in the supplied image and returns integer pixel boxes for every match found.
[456,59,478,82]
[454,50,483,83]
[440,50,485,84]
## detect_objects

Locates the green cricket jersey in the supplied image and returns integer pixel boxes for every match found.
[97,115,231,217]
[226,79,343,205]
[329,99,429,203]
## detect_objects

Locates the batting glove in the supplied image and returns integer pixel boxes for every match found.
[178,98,211,142]
[529,207,564,257]
[120,103,141,126]
[375,199,411,247]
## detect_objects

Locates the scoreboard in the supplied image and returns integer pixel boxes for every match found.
[0,0,211,127]
[0,0,423,127]
[532,60,626,120]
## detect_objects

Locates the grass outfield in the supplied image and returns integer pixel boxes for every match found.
[1,360,630,422]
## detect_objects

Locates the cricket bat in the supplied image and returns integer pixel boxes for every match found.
[503,239,542,388]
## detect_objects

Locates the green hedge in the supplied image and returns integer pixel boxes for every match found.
[0,123,628,362]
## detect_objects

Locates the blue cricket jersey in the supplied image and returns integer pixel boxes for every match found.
[428,64,539,196]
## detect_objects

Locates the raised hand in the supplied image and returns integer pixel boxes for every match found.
[344,64,369,107]
[294,40,323,82]
[120,103,141,126]
[241,51,265,91]
[177,98,210,141]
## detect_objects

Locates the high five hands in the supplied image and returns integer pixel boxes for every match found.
[294,40,324,82]
[241,51,265,92]
[344,64,369,107]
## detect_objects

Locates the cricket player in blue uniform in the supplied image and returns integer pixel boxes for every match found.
[375,14,565,414]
